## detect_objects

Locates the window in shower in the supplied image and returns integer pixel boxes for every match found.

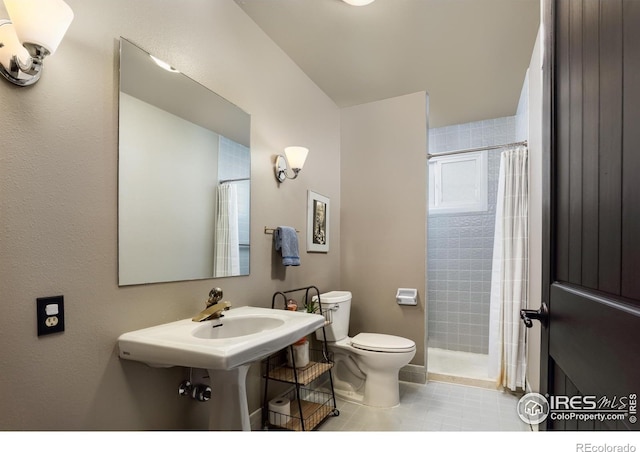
[428,151,488,214]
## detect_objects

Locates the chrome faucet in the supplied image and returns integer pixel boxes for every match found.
[192,288,231,322]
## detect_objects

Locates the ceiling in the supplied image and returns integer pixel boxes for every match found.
[234,0,540,128]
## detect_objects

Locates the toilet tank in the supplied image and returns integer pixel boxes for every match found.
[313,291,351,342]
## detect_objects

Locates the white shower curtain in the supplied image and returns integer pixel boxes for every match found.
[213,183,240,277]
[488,146,529,391]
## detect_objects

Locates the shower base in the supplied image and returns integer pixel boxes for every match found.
[427,347,496,389]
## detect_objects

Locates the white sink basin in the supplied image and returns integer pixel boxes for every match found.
[118,306,324,370]
[191,316,284,340]
[118,305,325,431]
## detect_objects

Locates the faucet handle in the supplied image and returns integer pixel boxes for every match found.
[206,288,224,307]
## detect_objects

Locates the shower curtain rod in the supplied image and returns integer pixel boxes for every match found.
[219,177,250,184]
[427,140,527,159]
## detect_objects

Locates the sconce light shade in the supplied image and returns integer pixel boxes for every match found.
[274,146,309,183]
[0,0,74,86]
[284,146,309,171]
[342,0,376,5]
[4,0,74,55]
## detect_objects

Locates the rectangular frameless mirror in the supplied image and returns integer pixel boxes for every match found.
[118,38,251,286]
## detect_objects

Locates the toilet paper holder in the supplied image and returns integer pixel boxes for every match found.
[396,288,417,306]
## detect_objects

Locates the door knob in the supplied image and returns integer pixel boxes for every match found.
[520,303,549,328]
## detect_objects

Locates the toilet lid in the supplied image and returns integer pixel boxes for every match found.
[350,333,416,353]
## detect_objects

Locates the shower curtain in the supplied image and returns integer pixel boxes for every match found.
[213,183,240,277]
[488,146,529,391]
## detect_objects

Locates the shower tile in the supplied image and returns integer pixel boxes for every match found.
[447,248,460,259]
[432,228,448,239]
[469,259,484,271]
[482,260,495,272]
[458,226,471,238]
[436,290,447,302]
[459,313,471,324]
[469,248,484,259]
[446,332,459,344]
[447,313,460,325]
[447,270,460,281]
[469,281,484,292]
[428,115,515,353]
[470,130,483,147]
[460,237,474,248]
[447,259,460,270]
[459,334,473,347]
[445,240,459,252]
[469,324,483,336]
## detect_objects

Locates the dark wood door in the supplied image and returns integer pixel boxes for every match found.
[540,0,640,431]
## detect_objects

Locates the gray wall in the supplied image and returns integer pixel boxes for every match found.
[427,117,516,354]
[0,0,341,430]
[0,0,431,431]
[341,93,428,366]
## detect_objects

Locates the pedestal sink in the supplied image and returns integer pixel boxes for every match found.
[117,306,325,430]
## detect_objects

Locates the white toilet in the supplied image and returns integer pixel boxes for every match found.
[314,291,416,408]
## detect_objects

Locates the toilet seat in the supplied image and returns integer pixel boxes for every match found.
[350,333,416,353]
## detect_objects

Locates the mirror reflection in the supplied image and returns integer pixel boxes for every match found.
[118,38,251,286]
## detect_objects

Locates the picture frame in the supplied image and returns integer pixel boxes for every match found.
[307,190,330,253]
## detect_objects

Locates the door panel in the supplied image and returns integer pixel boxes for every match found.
[550,283,640,399]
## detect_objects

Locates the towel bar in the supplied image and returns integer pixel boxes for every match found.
[264,227,300,234]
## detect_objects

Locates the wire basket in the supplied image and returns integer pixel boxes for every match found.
[267,387,337,431]
[264,348,333,385]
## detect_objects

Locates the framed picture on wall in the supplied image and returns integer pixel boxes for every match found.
[307,190,330,253]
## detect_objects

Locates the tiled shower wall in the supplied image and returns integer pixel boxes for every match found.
[427,117,516,354]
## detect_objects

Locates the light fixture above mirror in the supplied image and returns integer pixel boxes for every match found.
[274,146,309,183]
[0,0,74,86]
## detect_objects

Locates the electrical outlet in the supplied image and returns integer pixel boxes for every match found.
[37,296,65,336]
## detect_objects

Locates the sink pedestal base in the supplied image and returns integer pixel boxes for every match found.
[207,365,251,431]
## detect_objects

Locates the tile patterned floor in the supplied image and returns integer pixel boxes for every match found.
[317,380,532,432]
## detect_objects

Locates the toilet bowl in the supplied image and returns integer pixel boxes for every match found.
[314,291,416,408]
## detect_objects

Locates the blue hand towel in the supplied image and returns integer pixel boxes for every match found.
[274,226,300,266]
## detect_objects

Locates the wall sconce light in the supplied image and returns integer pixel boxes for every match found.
[274,146,309,183]
[342,0,376,5]
[0,0,74,87]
